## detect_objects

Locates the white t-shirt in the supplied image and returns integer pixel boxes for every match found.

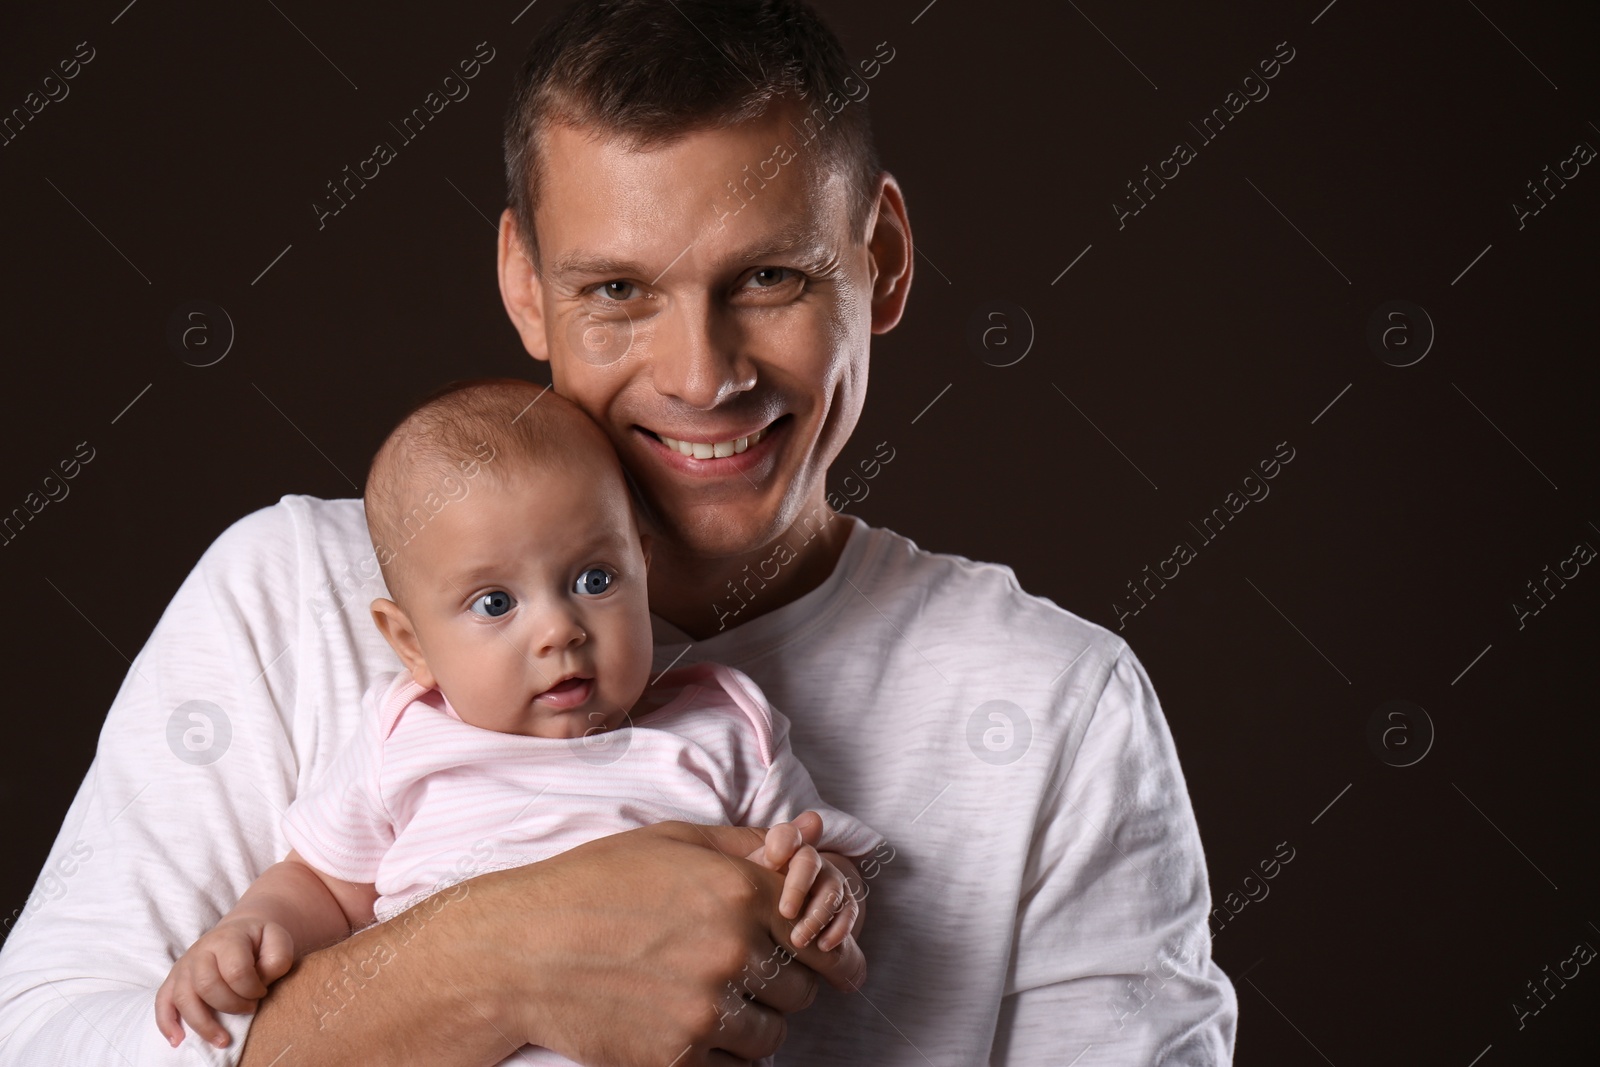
[284,663,886,924]
[0,495,1237,1065]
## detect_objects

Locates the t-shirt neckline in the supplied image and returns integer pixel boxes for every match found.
[649,513,876,666]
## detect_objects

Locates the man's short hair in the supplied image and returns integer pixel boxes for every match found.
[502,0,881,262]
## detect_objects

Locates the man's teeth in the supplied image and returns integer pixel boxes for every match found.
[657,426,768,459]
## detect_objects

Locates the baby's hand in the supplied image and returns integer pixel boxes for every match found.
[748,812,862,952]
[154,917,295,1049]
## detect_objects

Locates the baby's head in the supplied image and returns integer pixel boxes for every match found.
[364,378,654,739]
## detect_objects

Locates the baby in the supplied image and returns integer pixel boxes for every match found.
[154,377,885,1058]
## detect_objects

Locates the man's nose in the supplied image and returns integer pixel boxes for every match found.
[649,296,754,409]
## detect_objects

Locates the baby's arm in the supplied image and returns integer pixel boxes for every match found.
[154,850,377,1049]
[747,811,868,952]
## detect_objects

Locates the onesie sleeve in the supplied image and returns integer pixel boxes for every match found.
[745,706,888,859]
[281,680,394,885]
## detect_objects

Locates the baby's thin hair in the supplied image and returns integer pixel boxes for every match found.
[363,377,614,599]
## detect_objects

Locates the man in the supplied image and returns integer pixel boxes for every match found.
[0,1,1237,1063]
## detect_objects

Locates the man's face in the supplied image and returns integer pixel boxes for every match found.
[508,105,903,559]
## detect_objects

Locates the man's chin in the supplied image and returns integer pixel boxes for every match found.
[654,504,792,561]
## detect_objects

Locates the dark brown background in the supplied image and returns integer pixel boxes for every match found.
[2,0,1596,1062]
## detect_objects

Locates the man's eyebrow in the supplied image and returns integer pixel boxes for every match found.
[547,251,650,280]
[736,224,823,263]
[548,225,826,281]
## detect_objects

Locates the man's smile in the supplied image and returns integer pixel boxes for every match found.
[633,414,791,477]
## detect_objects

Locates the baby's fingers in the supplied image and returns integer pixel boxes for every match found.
[153,975,187,1048]
[779,844,822,923]
[760,821,804,872]
[790,810,824,847]
[191,948,261,1016]
[214,938,272,1002]
[171,969,237,1049]
[794,866,855,949]
[815,889,860,952]
[258,922,296,984]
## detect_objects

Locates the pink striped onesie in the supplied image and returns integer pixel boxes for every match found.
[283,660,886,925]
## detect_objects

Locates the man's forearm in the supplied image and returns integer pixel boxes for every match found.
[239,883,521,1067]
[239,823,858,1066]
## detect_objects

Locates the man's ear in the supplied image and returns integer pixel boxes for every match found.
[865,173,914,335]
[497,208,549,363]
[370,598,437,689]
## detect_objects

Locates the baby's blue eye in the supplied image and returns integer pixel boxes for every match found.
[574,568,612,597]
[470,591,515,618]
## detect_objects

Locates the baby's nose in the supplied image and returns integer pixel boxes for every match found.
[532,609,587,656]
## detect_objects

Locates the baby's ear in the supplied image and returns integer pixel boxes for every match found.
[638,531,653,572]
[370,598,435,688]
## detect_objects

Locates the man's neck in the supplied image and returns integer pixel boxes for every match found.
[648,501,854,641]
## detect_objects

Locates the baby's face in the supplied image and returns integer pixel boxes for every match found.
[392,453,654,739]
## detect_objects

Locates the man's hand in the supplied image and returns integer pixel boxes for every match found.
[155,917,294,1049]
[502,819,865,1065]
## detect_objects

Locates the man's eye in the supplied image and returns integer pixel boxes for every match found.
[744,267,794,288]
[599,281,637,301]
[574,567,613,597]
[470,591,516,618]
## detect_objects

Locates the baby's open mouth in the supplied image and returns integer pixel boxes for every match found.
[534,676,593,708]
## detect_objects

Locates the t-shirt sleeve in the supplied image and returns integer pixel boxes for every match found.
[989,643,1238,1065]
[744,706,888,859]
[281,683,392,885]
[0,502,309,1064]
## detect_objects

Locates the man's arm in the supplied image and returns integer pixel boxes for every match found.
[988,644,1238,1066]
[0,502,859,1066]
[0,504,305,1065]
